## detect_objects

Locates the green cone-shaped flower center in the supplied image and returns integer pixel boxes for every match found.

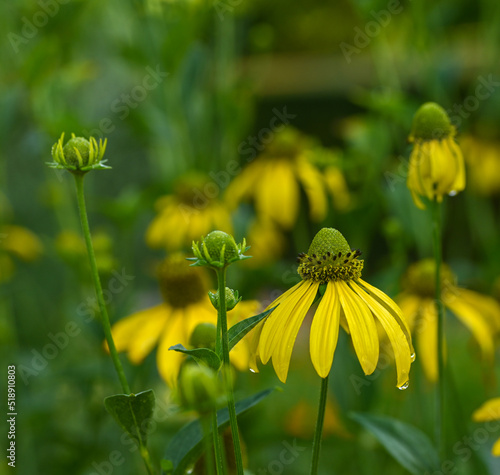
[158,254,208,308]
[298,228,363,283]
[404,259,456,297]
[410,102,453,141]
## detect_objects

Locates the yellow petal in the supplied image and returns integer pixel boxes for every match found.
[2,225,43,261]
[417,300,438,382]
[351,281,412,388]
[492,437,500,457]
[295,158,328,222]
[447,138,466,193]
[310,282,341,378]
[473,398,500,422]
[272,281,319,382]
[446,298,495,361]
[336,281,379,376]
[157,309,188,387]
[397,293,422,330]
[248,320,265,373]
[110,304,168,361]
[127,307,170,364]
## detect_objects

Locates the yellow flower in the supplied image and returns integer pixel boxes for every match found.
[461,135,500,196]
[407,102,465,209]
[473,398,500,456]
[110,254,258,386]
[397,259,500,382]
[225,127,328,230]
[249,228,414,387]
[0,225,43,283]
[146,174,233,251]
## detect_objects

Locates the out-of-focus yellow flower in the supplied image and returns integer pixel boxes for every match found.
[285,398,350,439]
[225,127,329,230]
[110,254,258,386]
[146,174,232,251]
[1,225,43,261]
[473,399,500,455]
[249,228,414,387]
[407,102,465,209]
[461,135,500,196]
[397,259,500,382]
[244,220,286,267]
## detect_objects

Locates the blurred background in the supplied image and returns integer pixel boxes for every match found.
[1,0,500,473]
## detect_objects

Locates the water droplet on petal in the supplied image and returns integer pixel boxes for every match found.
[449,190,457,196]
[398,381,409,390]
[410,352,416,362]
[249,368,256,374]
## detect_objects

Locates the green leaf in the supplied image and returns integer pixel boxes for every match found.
[228,307,276,351]
[163,388,274,475]
[350,412,440,475]
[104,389,155,446]
[169,344,221,371]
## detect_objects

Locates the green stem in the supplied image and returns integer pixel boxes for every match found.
[310,374,329,475]
[432,198,445,460]
[74,174,157,475]
[74,173,130,394]
[217,268,244,475]
[211,410,226,475]
[201,415,216,475]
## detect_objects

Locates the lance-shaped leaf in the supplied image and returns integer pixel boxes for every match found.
[350,412,440,475]
[169,344,221,371]
[163,388,274,474]
[104,389,156,446]
[228,307,276,351]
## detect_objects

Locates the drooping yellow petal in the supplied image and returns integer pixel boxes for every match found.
[248,320,265,373]
[257,281,315,368]
[447,138,466,193]
[473,398,500,422]
[417,300,438,382]
[157,309,188,387]
[452,288,500,333]
[272,281,319,382]
[407,144,426,209]
[110,304,168,360]
[336,281,379,376]
[446,297,495,361]
[295,158,328,222]
[224,160,262,209]
[397,293,422,330]
[351,281,412,388]
[492,438,500,457]
[1,225,43,261]
[310,281,341,378]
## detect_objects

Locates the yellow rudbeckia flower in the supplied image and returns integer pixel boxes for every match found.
[146,174,233,251]
[110,254,257,386]
[407,102,465,209]
[473,399,500,456]
[249,228,414,387]
[225,127,328,230]
[461,135,500,196]
[397,259,500,382]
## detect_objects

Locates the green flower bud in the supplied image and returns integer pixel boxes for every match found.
[178,365,222,414]
[409,102,453,142]
[189,323,217,350]
[48,133,110,173]
[208,287,242,311]
[190,230,251,268]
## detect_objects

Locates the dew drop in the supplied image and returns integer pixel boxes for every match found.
[249,368,256,374]
[398,381,409,390]
[410,352,416,362]
[449,190,457,197]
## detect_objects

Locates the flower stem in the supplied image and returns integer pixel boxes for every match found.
[74,173,131,394]
[211,410,226,475]
[201,415,216,475]
[216,268,244,475]
[310,374,329,475]
[74,174,156,475]
[432,198,445,460]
